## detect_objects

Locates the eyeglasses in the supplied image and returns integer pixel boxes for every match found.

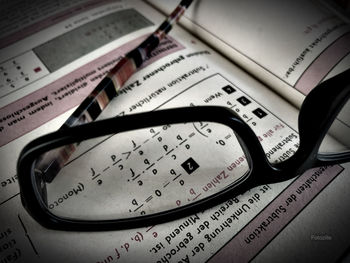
[17,67,350,231]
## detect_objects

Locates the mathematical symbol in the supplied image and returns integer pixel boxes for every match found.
[165,149,174,155]
[133,145,141,151]
[145,196,153,202]
[222,85,236,94]
[200,123,208,130]
[252,108,267,119]
[237,96,251,106]
[193,193,202,201]
[179,139,188,145]
[146,163,155,170]
[134,204,144,212]
[90,168,101,180]
[122,151,131,159]
[173,173,182,181]
[181,158,199,175]
[113,158,122,165]
[152,132,160,138]
[146,226,155,232]
[132,174,141,181]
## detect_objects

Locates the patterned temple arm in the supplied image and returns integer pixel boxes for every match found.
[35,0,193,182]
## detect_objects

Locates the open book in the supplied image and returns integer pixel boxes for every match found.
[0,0,349,262]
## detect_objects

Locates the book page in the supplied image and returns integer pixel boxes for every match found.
[148,0,350,149]
[0,1,349,262]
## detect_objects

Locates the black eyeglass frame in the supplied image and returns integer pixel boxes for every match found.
[17,68,350,231]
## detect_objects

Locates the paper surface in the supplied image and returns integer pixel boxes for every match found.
[149,0,350,149]
[0,1,349,262]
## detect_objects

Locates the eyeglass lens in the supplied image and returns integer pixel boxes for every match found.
[32,122,251,221]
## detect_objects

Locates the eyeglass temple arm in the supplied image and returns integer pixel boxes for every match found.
[297,68,350,166]
[266,69,350,183]
[35,0,193,183]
